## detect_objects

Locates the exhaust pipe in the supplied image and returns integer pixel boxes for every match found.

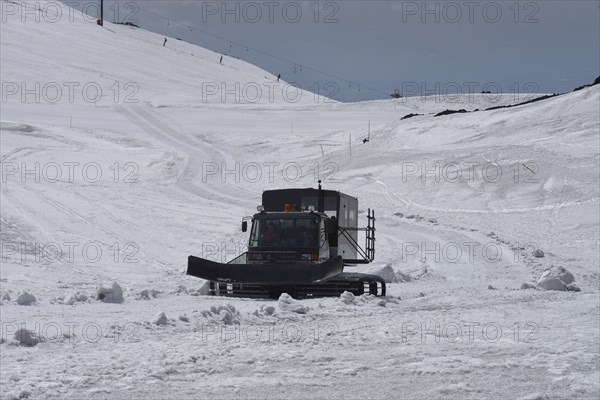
[318,180,324,213]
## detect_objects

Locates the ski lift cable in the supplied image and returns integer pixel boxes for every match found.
[133,4,389,97]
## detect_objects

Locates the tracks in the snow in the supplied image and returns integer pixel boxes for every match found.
[114,104,254,207]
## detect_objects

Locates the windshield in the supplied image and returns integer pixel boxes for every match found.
[249,217,320,248]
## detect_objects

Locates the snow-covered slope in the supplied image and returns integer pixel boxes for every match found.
[1,1,599,399]
[0,0,329,107]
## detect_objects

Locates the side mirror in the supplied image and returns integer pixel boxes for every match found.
[241,221,248,232]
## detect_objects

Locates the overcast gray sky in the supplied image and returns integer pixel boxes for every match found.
[74,1,600,102]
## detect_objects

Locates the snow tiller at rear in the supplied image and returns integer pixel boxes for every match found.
[187,182,385,298]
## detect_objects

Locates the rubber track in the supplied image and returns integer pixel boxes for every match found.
[209,272,386,299]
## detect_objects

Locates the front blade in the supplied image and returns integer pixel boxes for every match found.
[187,255,343,285]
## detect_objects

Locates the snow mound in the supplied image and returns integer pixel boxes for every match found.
[173,285,188,295]
[152,312,169,326]
[278,294,309,314]
[397,265,444,282]
[566,283,581,292]
[533,249,545,258]
[95,282,124,303]
[197,281,212,295]
[15,291,36,306]
[189,282,211,296]
[395,270,413,283]
[338,291,386,307]
[520,283,536,290]
[178,314,190,322]
[14,328,41,347]
[536,265,577,291]
[366,264,397,283]
[137,289,160,300]
[253,305,276,317]
[200,304,241,325]
[340,291,358,305]
[1,292,11,303]
[63,291,89,305]
[49,292,90,305]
